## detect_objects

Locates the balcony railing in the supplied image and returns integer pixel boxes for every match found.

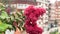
[1,0,37,5]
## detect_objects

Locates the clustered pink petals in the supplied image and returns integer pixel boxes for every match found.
[24,5,46,34]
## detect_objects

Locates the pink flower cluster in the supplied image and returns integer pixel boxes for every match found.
[24,6,46,34]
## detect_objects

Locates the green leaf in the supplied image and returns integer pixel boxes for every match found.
[0,33,2,34]
[10,16,14,21]
[0,11,9,19]
[0,23,12,32]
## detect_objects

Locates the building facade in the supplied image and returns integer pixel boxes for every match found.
[55,1,60,24]
[48,3,56,23]
[10,0,37,9]
[36,0,49,23]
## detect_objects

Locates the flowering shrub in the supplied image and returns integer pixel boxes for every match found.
[24,5,46,34]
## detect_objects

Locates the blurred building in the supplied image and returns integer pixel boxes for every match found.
[10,0,37,10]
[48,3,56,23]
[36,0,50,23]
[36,0,49,7]
[55,1,60,24]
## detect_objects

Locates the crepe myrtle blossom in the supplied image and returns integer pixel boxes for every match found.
[24,5,46,34]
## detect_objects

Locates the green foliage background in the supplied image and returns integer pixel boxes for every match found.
[0,3,25,34]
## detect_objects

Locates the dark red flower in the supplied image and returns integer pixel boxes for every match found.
[38,8,46,16]
[24,6,46,34]
[24,5,36,17]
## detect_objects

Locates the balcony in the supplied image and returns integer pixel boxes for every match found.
[12,0,37,5]
[3,0,37,5]
[55,8,60,11]
[36,0,49,4]
[55,11,60,15]
[20,0,36,2]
